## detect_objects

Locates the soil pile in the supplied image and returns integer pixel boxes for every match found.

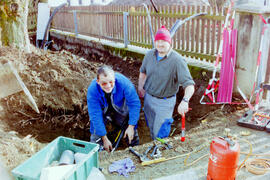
[0,46,97,110]
[0,46,102,170]
[0,47,101,142]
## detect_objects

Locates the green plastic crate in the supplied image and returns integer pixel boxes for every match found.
[12,136,99,180]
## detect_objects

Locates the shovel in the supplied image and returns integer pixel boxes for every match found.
[0,62,39,113]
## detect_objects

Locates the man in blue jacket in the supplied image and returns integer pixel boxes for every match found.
[87,65,141,152]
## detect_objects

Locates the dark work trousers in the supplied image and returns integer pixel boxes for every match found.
[90,110,139,150]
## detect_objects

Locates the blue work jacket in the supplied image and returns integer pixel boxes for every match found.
[87,73,141,136]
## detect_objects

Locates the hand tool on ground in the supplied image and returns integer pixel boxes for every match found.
[156,137,173,149]
[142,145,154,159]
[129,146,150,162]
[153,148,162,159]
[150,144,162,158]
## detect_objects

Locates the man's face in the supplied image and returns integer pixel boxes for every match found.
[97,73,115,93]
[155,40,171,54]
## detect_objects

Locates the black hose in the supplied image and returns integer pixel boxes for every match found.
[40,3,68,49]
[150,0,159,13]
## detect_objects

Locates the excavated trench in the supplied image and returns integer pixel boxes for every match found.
[1,36,238,149]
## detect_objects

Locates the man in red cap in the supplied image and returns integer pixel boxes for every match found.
[138,25,195,139]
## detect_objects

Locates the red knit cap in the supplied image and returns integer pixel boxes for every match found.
[154,25,171,44]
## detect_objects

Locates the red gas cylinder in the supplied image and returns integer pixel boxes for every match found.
[207,136,240,180]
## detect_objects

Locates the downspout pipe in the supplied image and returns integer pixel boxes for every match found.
[40,2,68,49]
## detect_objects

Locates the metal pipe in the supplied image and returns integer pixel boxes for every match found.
[142,3,155,48]
[170,13,207,38]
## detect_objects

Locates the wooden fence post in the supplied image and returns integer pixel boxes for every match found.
[123,12,129,48]
[234,4,270,96]
[73,10,78,37]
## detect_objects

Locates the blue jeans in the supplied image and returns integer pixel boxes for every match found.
[144,93,176,139]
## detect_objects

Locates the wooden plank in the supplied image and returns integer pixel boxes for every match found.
[211,6,217,55]
[177,6,181,50]
[114,7,116,38]
[148,5,151,45]
[106,7,108,37]
[76,9,80,34]
[118,6,122,40]
[121,9,124,40]
[117,6,119,39]
[104,9,106,37]
[149,5,154,45]
[164,6,168,27]
[140,7,143,44]
[167,5,171,30]
[153,6,157,46]
[190,5,195,52]
[134,9,137,43]
[131,10,134,42]
[116,6,119,39]
[195,6,201,58]
[135,9,137,43]
[136,7,139,43]
[161,6,164,27]
[206,6,211,54]
[169,5,173,47]
[109,7,112,37]
[216,14,222,55]
[263,44,270,99]
[200,6,206,54]
[150,5,154,45]
[145,6,149,45]
[181,6,186,50]
[186,6,191,51]
[172,6,176,49]
[127,6,130,41]
[107,6,110,37]
[143,6,146,44]
[158,7,161,31]
[112,6,115,38]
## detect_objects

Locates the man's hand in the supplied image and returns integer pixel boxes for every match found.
[177,101,189,116]
[102,135,112,152]
[138,72,147,98]
[178,85,194,115]
[124,125,135,145]
[138,87,145,98]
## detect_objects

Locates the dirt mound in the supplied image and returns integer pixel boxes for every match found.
[0,47,97,110]
[0,47,101,142]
